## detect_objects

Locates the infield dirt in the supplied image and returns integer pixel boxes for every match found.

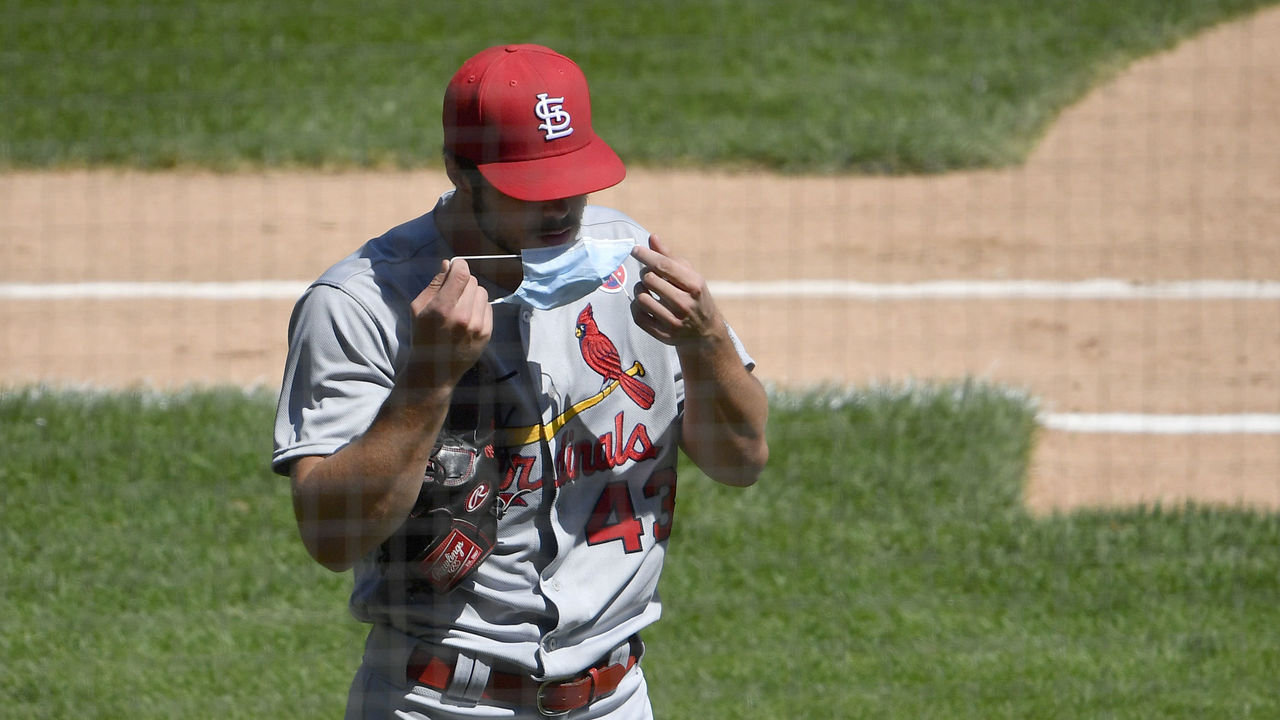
[3,7,1278,513]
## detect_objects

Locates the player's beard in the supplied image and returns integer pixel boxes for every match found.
[471,188,583,256]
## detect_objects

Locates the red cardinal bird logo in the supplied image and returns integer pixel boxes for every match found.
[575,304,655,409]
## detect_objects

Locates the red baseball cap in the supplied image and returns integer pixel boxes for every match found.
[442,44,626,202]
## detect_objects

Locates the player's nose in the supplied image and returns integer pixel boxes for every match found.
[540,195,581,221]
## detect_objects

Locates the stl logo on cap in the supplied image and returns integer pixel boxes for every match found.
[442,44,626,202]
[534,93,573,140]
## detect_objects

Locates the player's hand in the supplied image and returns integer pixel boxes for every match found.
[630,235,724,350]
[405,258,492,389]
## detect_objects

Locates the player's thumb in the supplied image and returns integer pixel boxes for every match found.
[412,259,451,315]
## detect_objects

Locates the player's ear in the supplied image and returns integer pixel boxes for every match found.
[443,151,478,196]
[443,152,467,192]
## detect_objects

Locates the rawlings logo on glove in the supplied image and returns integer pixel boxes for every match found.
[422,528,488,589]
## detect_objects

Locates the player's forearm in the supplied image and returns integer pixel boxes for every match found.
[677,334,769,487]
[292,383,452,572]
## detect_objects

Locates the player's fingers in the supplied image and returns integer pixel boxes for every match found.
[633,281,683,327]
[411,259,452,314]
[423,258,474,318]
[636,271,697,321]
[414,258,470,314]
[632,237,699,293]
[629,294,675,344]
[648,233,674,258]
[414,265,485,365]
[451,274,481,326]
[631,237,677,272]
[468,281,493,340]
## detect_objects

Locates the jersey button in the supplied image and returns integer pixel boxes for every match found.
[520,310,532,323]
[544,637,559,651]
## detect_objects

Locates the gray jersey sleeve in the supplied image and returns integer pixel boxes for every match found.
[271,283,401,475]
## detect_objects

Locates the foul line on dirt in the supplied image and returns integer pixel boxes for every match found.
[5,280,1280,434]
[1040,413,1280,434]
[4,278,1280,301]
[709,279,1280,300]
[0,281,311,300]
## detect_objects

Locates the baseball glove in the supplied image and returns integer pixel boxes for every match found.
[378,359,502,594]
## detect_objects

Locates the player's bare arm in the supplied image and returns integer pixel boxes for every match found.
[290,259,493,572]
[630,235,769,486]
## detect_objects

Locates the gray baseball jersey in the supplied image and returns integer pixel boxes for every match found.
[272,194,754,681]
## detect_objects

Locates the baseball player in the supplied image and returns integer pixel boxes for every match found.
[272,44,768,719]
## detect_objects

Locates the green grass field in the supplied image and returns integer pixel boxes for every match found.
[1,0,1275,172]
[3,388,1278,718]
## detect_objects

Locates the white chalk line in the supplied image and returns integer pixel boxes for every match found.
[1039,413,1280,434]
[3,279,1278,434]
[0,281,310,300]
[3,278,1280,301]
[710,279,1280,300]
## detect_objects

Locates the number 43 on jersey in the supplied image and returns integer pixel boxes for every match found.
[585,468,676,553]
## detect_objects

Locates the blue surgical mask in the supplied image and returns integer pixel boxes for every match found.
[493,237,635,310]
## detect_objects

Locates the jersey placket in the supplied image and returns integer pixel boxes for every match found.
[516,305,572,661]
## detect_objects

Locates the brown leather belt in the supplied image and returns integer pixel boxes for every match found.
[406,637,641,716]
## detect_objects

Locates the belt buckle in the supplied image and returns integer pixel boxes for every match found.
[536,679,572,717]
